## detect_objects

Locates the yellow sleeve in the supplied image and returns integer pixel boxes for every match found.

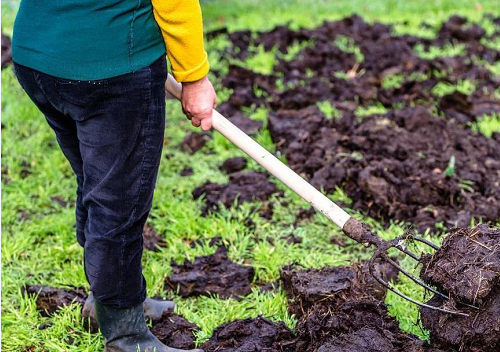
[151,0,210,82]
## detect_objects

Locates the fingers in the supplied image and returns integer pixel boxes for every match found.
[201,116,212,131]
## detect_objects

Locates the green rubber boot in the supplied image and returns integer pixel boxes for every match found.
[83,292,175,322]
[95,300,203,352]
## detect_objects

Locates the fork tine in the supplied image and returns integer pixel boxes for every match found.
[369,271,469,316]
[383,257,479,310]
[408,235,440,250]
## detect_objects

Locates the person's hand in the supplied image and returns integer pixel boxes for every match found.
[181,76,217,131]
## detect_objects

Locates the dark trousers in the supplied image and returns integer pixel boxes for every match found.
[14,56,167,308]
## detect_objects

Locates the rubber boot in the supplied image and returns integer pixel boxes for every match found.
[95,300,203,352]
[83,292,175,322]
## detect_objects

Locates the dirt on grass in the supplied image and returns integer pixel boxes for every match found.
[419,225,500,351]
[143,222,166,252]
[219,156,247,174]
[164,246,255,299]
[209,14,500,232]
[193,171,279,215]
[23,285,87,317]
[202,316,295,352]
[151,315,200,350]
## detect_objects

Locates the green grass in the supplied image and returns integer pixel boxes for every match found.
[2,0,500,351]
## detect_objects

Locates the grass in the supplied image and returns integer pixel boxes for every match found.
[2,0,500,351]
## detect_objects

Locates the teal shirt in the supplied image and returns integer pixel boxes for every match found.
[12,0,165,80]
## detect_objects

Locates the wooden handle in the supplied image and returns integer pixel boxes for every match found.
[165,74,351,229]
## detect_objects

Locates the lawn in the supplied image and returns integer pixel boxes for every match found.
[1,0,500,351]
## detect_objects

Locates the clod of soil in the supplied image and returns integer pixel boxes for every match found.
[280,259,399,316]
[419,225,500,351]
[143,222,166,251]
[421,293,500,352]
[164,246,255,299]
[151,315,199,350]
[202,316,295,352]
[23,285,87,317]
[219,157,247,174]
[420,224,500,304]
[295,300,442,352]
[192,171,278,215]
[1,33,12,69]
[179,167,194,177]
[181,132,210,153]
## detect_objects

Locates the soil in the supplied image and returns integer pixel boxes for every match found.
[181,132,210,153]
[164,246,255,299]
[419,225,500,351]
[202,316,295,352]
[220,156,247,174]
[179,167,194,176]
[143,222,166,252]
[23,285,87,317]
[192,171,279,215]
[1,33,12,69]
[420,224,500,304]
[210,14,500,232]
[280,258,399,316]
[150,315,199,350]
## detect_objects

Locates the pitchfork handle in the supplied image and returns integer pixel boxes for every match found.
[165,74,352,230]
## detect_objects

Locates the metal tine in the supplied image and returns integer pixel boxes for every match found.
[407,235,440,250]
[383,256,479,310]
[370,271,469,317]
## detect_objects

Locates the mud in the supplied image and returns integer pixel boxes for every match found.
[143,222,166,252]
[192,171,279,215]
[164,246,254,299]
[179,167,194,176]
[202,316,295,352]
[151,315,199,350]
[419,225,500,351]
[181,132,210,153]
[220,156,247,174]
[280,259,399,316]
[210,14,500,232]
[23,285,87,317]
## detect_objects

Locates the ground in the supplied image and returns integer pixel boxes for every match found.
[1,0,500,351]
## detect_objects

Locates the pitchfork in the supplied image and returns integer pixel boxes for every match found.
[165,74,473,316]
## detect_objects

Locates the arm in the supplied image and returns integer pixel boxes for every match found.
[152,0,216,130]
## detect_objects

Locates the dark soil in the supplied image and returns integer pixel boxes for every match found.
[268,105,500,233]
[280,259,399,316]
[23,285,87,317]
[151,315,199,350]
[181,132,210,153]
[220,156,247,174]
[193,171,279,215]
[420,224,500,304]
[1,33,12,69]
[280,262,450,352]
[164,246,255,299]
[179,167,194,176]
[419,225,500,351]
[143,222,166,251]
[209,14,500,232]
[202,316,295,352]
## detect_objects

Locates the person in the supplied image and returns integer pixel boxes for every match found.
[12,0,216,351]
